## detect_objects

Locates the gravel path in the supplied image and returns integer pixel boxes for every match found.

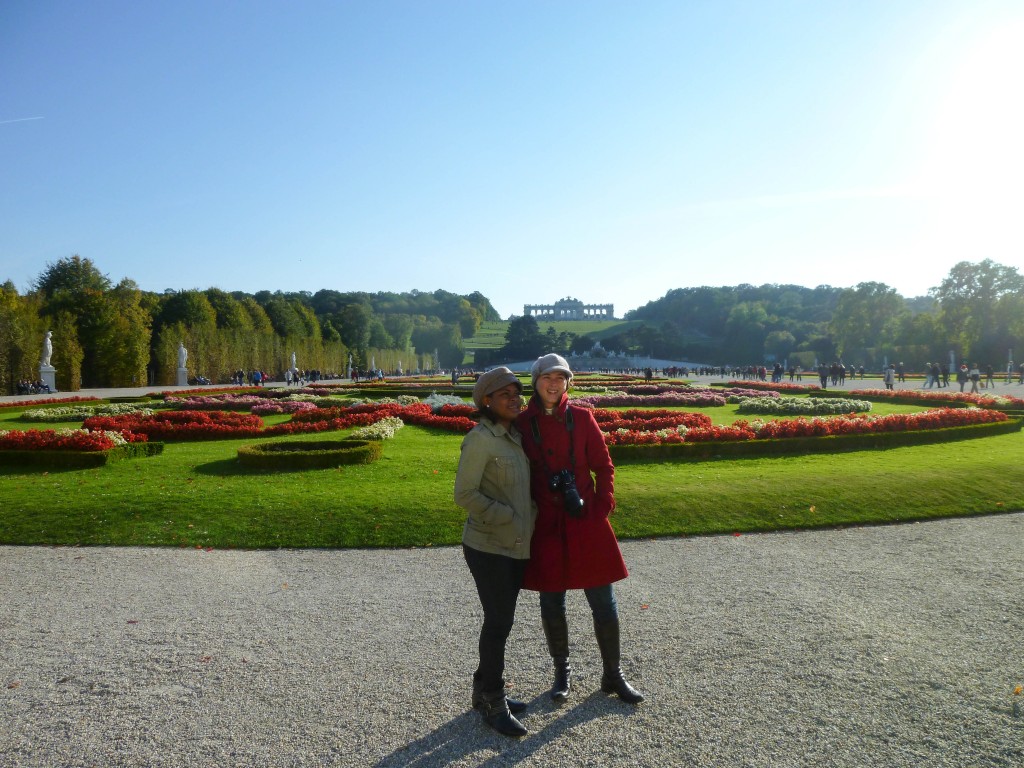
[2,514,1022,767]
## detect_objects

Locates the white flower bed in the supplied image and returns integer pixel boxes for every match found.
[351,416,405,440]
[424,393,466,412]
[21,404,155,422]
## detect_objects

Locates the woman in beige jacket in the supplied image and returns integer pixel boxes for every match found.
[454,367,537,737]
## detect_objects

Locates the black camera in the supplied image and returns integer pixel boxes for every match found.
[549,468,585,518]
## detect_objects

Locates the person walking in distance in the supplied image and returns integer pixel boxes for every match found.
[516,354,644,705]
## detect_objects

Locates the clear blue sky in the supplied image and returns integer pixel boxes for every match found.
[2,0,1023,320]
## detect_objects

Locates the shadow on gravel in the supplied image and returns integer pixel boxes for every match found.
[375,692,635,767]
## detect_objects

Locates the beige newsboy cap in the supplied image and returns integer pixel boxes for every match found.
[472,366,522,410]
[530,353,574,389]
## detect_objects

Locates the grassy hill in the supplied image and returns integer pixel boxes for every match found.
[463,319,644,362]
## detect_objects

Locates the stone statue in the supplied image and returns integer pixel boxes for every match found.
[291,351,297,371]
[178,342,188,368]
[41,331,53,367]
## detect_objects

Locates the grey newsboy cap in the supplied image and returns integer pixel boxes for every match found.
[531,353,574,389]
[473,367,522,410]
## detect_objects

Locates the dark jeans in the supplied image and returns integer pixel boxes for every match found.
[463,545,527,694]
[539,584,618,625]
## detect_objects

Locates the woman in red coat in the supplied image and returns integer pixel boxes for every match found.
[515,354,643,704]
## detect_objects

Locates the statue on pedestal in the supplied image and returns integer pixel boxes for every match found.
[178,342,188,368]
[41,331,53,367]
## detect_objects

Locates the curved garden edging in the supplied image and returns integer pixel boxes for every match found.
[237,438,382,470]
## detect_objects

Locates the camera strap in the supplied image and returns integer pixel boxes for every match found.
[530,405,576,474]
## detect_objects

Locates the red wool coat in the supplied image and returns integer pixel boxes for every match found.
[515,394,628,591]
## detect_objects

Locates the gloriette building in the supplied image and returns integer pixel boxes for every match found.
[523,297,614,320]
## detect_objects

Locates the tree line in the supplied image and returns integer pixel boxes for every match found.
[3,256,1021,393]
[480,260,1024,371]
[0,256,499,393]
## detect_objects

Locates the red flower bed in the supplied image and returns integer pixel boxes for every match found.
[436,404,476,418]
[603,423,756,445]
[600,407,1007,445]
[84,410,266,441]
[400,410,476,433]
[849,388,1024,410]
[0,429,146,452]
[292,402,475,433]
[592,408,713,433]
[739,408,1007,439]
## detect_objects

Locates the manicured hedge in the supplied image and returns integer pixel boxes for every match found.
[609,418,1023,463]
[237,438,382,470]
[0,442,164,469]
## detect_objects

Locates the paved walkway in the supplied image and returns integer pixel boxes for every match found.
[2,515,1022,767]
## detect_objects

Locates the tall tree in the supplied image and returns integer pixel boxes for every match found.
[0,282,30,393]
[933,260,1024,361]
[49,310,85,391]
[829,282,905,365]
[33,256,115,386]
[92,279,150,387]
[502,315,545,360]
[33,255,111,304]
[338,303,372,354]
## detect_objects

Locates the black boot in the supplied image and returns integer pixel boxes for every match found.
[593,618,644,704]
[542,615,572,701]
[472,672,527,714]
[477,687,527,737]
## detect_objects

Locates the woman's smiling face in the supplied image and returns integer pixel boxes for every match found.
[484,382,523,427]
[535,371,569,410]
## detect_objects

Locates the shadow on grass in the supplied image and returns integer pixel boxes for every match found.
[193,458,338,475]
[192,458,255,476]
[0,463,96,475]
[373,692,636,767]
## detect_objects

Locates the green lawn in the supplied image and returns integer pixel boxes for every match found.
[463,319,641,355]
[1,398,1022,549]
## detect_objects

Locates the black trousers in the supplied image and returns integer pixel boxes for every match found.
[463,545,527,694]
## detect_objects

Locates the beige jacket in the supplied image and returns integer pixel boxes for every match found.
[454,418,536,559]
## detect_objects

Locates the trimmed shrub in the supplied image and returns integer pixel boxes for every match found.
[237,438,382,470]
[0,442,164,469]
